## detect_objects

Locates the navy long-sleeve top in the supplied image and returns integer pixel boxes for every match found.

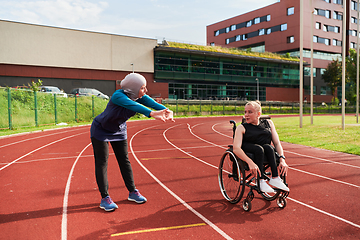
[90,89,166,141]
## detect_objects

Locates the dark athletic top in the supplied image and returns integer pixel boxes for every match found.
[242,119,272,146]
[90,89,166,142]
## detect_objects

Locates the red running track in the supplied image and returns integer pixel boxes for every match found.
[1,116,360,240]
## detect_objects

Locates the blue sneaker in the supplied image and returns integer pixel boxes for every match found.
[128,189,147,203]
[99,196,118,211]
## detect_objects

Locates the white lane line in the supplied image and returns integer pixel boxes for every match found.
[289,167,360,188]
[288,197,360,229]
[187,122,360,229]
[0,128,86,148]
[0,132,86,171]
[130,124,233,240]
[286,150,360,169]
[61,143,92,240]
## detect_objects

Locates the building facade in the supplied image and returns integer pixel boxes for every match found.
[1,19,300,102]
[207,0,359,103]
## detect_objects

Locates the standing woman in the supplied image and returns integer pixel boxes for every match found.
[91,73,174,211]
[232,101,289,193]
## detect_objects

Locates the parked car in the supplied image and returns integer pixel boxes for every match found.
[70,88,109,100]
[39,86,67,97]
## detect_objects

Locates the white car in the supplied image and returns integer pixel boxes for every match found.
[40,86,68,97]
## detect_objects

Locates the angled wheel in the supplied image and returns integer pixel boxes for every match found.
[277,196,287,208]
[218,151,245,204]
[243,199,252,212]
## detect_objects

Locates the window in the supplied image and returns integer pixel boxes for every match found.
[231,25,236,31]
[334,26,339,33]
[236,35,241,41]
[352,17,357,24]
[281,23,287,31]
[325,39,330,45]
[246,21,252,27]
[334,0,343,4]
[226,39,230,44]
[333,11,342,20]
[313,36,318,42]
[323,0,330,3]
[352,1,358,10]
[254,17,260,24]
[226,27,230,33]
[266,28,271,35]
[315,9,331,18]
[267,15,271,21]
[243,34,248,40]
[287,7,294,16]
[215,30,220,36]
[259,29,265,36]
[323,25,328,31]
[315,22,321,29]
[351,42,357,49]
[287,36,295,43]
[210,42,215,46]
[333,39,342,46]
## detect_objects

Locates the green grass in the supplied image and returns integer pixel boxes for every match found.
[167,42,299,62]
[272,115,360,155]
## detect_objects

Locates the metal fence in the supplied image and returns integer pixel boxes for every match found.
[0,87,108,130]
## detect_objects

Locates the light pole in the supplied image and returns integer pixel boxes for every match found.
[256,78,259,100]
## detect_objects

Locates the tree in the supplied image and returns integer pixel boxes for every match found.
[321,59,342,97]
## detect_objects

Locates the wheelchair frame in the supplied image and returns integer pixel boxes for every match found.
[218,118,289,212]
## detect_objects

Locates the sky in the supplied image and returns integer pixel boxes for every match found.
[0,0,278,45]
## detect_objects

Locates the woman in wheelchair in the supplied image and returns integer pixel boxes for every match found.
[232,100,289,193]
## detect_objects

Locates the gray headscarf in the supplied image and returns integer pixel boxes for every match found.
[120,73,147,100]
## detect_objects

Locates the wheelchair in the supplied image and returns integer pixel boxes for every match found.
[218,117,289,212]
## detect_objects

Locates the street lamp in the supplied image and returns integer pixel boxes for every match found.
[255,78,259,100]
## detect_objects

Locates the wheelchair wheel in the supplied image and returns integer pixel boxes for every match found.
[243,199,252,212]
[218,151,245,204]
[277,196,287,208]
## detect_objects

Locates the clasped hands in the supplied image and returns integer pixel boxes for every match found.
[150,109,175,122]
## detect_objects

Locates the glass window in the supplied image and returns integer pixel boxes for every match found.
[259,29,265,36]
[226,39,230,44]
[281,23,287,31]
[246,21,252,27]
[325,10,330,18]
[323,25,328,31]
[254,17,260,24]
[287,36,295,43]
[325,38,330,45]
[287,7,294,16]
[226,27,230,33]
[333,39,337,46]
[236,35,241,41]
[334,26,339,33]
[324,0,330,3]
[315,22,321,29]
[267,15,271,21]
[243,34,247,40]
[267,28,271,34]
[215,30,220,36]
[313,36,318,42]
[231,25,236,31]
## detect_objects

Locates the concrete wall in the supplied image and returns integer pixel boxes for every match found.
[0,20,157,73]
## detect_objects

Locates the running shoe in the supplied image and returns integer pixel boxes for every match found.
[269,177,290,192]
[259,179,275,193]
[128,189,147,203]
[99,196,118,211]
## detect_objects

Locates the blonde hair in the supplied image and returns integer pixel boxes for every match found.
[245,100,262,114]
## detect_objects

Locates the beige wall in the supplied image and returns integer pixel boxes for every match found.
[0,20,156,73]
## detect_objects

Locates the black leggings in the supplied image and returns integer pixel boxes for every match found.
[241,142,278,179]
[91,137,136,198]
